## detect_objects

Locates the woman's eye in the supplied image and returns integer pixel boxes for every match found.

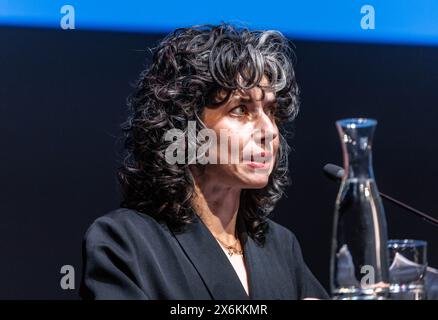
[230,105,247,116]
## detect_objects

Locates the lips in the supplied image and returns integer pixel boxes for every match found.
[247,161,268,169]
[247,151,273,169]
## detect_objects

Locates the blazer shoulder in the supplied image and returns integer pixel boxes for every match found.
[83,208,168,246]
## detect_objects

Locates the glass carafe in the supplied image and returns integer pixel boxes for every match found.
[330,118,390,300]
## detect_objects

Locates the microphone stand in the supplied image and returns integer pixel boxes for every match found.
[323,163,438,227]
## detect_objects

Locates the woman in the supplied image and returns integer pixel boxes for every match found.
[80,23,328,300]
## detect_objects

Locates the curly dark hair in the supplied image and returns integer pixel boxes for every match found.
[117,23,300,245]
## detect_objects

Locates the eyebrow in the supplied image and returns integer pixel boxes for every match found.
[235,95,277,105]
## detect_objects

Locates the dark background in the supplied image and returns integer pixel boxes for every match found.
[1,26,437,299]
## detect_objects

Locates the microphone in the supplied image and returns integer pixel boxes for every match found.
[323,163,438,227]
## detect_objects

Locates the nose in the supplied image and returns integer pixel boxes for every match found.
[253,109,278,147]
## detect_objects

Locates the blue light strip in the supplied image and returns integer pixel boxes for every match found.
[1,0,438,46]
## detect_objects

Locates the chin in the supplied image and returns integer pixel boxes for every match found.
[242,175,270,189]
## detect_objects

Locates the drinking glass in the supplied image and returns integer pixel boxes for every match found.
[388,239,427,300]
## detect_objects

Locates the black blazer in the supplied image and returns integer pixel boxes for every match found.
[80,208,329,300]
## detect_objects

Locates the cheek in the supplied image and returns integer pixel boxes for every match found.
[273,136,280,155]
[237,127,254,153]
[214,121,251,157]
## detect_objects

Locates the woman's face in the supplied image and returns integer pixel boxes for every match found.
[199,76,280,189]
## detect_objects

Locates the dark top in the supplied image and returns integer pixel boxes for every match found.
[80,208,329,300]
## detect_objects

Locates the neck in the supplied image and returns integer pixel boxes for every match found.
[190,167,241,244]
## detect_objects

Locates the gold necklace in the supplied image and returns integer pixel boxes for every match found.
[215,234,243,257]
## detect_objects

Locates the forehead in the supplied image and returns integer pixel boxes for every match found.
[215,77,277,105]
[236,75,275,102]
[233,86,276,104]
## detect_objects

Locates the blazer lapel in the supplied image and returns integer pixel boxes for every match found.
[169,213,250,300]
[236,213,272,300]
[239,217,292,300]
